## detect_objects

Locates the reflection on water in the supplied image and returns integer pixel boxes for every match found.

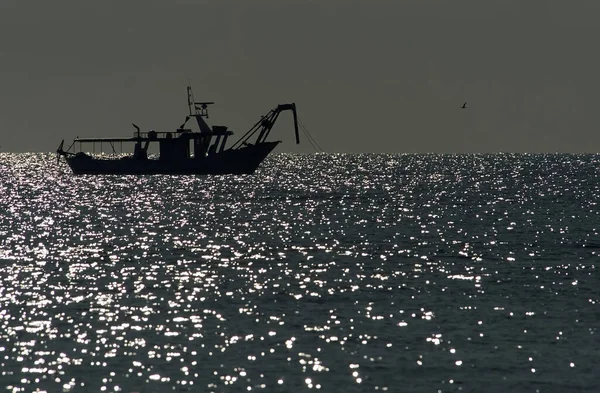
[0,153,599,392]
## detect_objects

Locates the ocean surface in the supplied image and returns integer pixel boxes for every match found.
[0,153,599,393]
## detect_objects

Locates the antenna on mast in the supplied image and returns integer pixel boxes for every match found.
[186,81,214,118]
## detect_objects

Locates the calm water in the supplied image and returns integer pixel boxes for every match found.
[0,153,599,393]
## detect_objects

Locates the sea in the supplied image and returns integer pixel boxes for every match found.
[0,152,599,393]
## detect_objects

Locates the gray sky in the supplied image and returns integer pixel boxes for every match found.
[1,0,599,153]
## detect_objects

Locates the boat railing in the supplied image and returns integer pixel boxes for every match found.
[133,130,192,139]
[132,129,234,139]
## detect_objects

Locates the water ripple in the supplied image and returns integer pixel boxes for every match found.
[0,152,599,392]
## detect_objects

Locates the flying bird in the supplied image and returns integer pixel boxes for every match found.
[461,102,467,109]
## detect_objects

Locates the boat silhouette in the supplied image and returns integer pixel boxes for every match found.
[57,86,300,175]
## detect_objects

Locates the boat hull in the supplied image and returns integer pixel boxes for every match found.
[65,142,280,175]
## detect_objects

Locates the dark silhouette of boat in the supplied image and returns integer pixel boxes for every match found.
[57,86,300,175]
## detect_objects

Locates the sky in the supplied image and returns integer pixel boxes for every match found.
[1,0,600,153]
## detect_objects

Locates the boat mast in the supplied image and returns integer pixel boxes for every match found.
[187,86,195,116]
[186,85,214,133]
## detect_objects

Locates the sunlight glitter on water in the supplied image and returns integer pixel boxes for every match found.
[1,153,599,391]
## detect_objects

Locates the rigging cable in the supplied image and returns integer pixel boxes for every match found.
[297,117,324,153]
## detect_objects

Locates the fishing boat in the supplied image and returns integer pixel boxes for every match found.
[56,86,300,175]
